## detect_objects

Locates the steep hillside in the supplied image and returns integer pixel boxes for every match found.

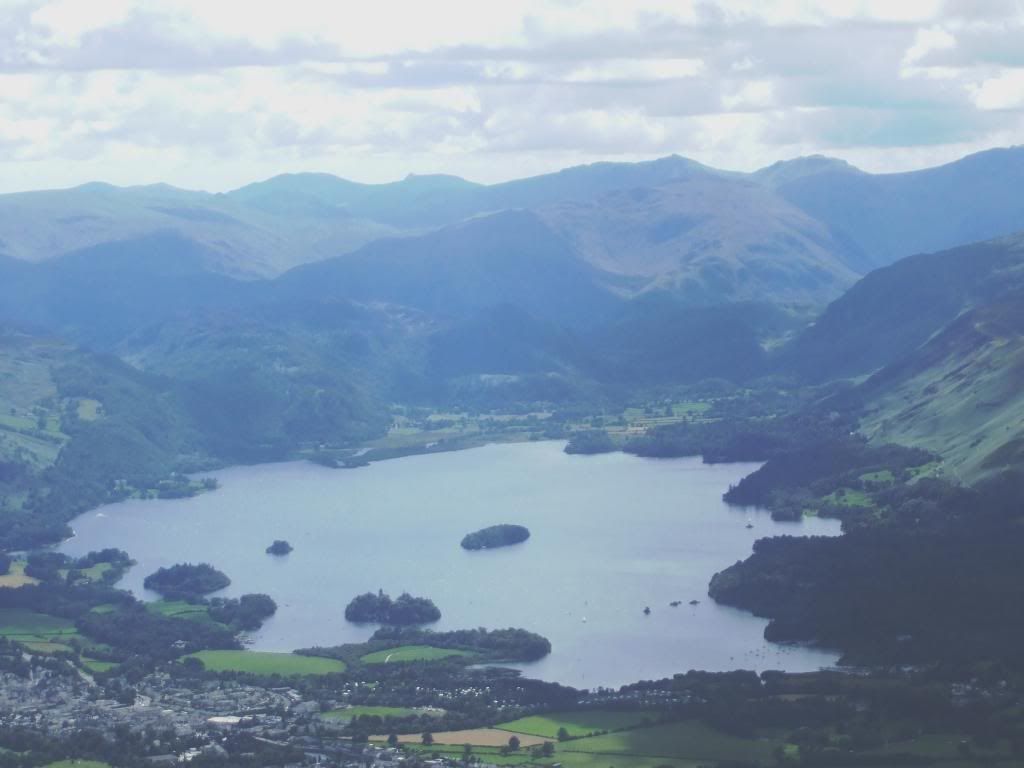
[273,210,629,328]
[540,177,860,305]
[585,296,794,386]
[773,146,1024,269]
[0,330,211,548]
[857,297,1024,483]
[5,146,1024,289]
[775,230,1024,483]
[0,233,252,347]
[781,233,1024,381]
[0,182,395,278]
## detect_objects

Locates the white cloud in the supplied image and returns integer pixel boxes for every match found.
[970,68,1024,110]
[565,58,704,83]
[0,0,1019,191]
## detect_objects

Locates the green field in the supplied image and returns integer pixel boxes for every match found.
[859,469,895,484]
[45,761,112,768]
[821,487,873,508]
[22,640,74,654]
[75,398,102,421]
[147,600,215,622]
[0,561,39,589]
[77,562,112,581]
[81,658,118,673]
[401,743,705,768]
[498,710,657,739]
[187,650,347,676]
[323,705,432,721]
[0,608,77,640]
[559,720,782,764]
[395,719,784,767]
[360,645,477,664]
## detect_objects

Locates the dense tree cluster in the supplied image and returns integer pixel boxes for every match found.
[722,436,934,521]
[563,429,616,455]
[143,563,230,601]
[460,524,530,550]
[344,590,441,625]
[370,626,552,662]
[624,410,853,463]
[265,539,293,555]
[208,593,278,630]
[711,470,1024,671]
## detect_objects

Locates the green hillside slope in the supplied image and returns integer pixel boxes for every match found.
[857,297,1024,483]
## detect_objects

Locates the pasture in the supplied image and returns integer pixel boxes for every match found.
[81,658,118,673]
[395,718,786,767]
[388,729,549,748]
[360,645,477,664]
[0,561,39,589]
[147,600,215,622]
[559,720,782,764]
[497,710,656,739]
[0,608,77,641]
[186,650,346,676]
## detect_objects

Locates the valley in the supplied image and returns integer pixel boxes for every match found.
[3,147,1024,767]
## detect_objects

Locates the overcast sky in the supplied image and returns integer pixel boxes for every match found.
[0,0,1022,192]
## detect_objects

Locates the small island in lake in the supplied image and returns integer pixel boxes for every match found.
[143,563,230,601]
[461,524,531,550]
[265,540,293,556]
[345,589,441,625]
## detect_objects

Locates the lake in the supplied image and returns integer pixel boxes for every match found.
[60,441,841,689]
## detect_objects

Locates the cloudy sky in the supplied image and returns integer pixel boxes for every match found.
[0,0,1022,192]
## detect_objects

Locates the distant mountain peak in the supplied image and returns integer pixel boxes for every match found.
[754,155,862,186]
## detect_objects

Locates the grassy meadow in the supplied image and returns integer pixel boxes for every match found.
[360,645,477,664]
[497,710,657,739]
[186,650,346,676]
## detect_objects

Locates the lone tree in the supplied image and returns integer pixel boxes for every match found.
[541,742,555,757]
[557,727,570,742]
[508,735,520,752]
[421,732,434,746]
[387,734,399,748]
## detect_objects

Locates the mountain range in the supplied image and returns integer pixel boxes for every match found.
[3,146,1024,498]
[2,147,1022,304]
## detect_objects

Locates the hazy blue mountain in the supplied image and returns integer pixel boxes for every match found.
[0,233,254,347]
[539,176,861,305]
[773,231,1024,481]
[585,295,793,385]
[780,232,1024,382]
[425,304,590,379]
[0,181,396,278]
[228,154,715,230]
[752,155,862,187]
[772,146,1024,269]
[4,147,1024,293]
[273,210,630,328]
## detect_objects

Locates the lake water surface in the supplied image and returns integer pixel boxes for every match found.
[61,441,841,689]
